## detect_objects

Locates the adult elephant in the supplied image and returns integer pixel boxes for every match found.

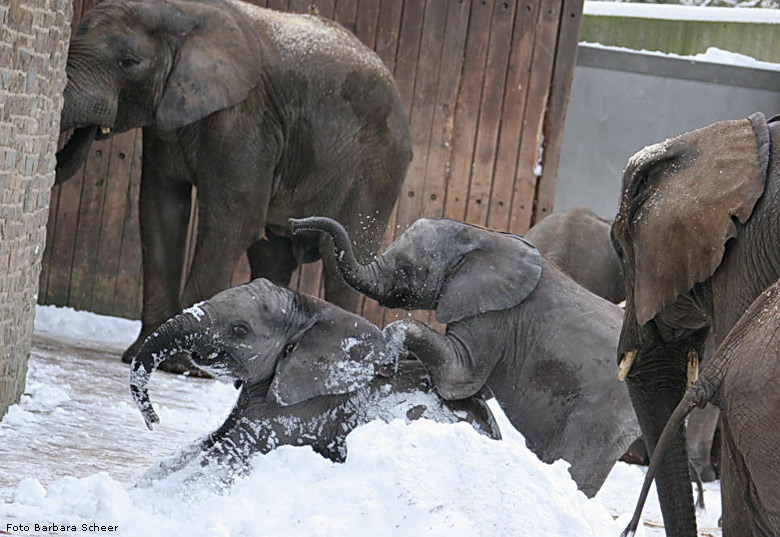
[622,278,780,536]
[57,0,412,370]
[612,112,777,535]
[525,205,624,304]
[290,216,641,498]
[129,278,500,484]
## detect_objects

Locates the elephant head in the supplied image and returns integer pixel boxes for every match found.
[289,216,542,323]
[57,0,263,183]
[130,278,391,430]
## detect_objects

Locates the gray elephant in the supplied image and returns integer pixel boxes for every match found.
[129,278,500,483]
[525,205,624,304]
[58,0,412,371]
[527,206,720,483]
[622,278,780,537]
[290,216,641,498]
[612,112,779,535]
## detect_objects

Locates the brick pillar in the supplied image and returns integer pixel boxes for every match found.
[0,0,72,418]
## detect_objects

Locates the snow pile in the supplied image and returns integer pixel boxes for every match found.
[0,305,722,535]
[33,305,140,348]
[1,418,622,537]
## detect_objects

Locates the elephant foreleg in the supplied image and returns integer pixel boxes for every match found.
[123,143,192,363]
[384,319,498,401]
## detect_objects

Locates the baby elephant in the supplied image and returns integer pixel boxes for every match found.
[129,278,500,481]
[291,216,640,497]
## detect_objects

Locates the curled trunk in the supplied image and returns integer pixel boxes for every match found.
[290,216,389,301]
[55,125,98,184]
[129,313,202,430]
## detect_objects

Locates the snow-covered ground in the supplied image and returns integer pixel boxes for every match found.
[0,306,723,536]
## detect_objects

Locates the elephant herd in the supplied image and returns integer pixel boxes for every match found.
[55,0,779,535]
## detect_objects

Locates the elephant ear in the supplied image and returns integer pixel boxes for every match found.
[615,112,770,325]
[156,0,263,131]
[435,226,543,324]
[268,298,385,406]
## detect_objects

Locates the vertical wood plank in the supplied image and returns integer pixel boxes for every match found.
[533,0,584,225]
[509,0,560,235]
[355,0,381,49]
[90,132,137,315]
[393,0,448,234]
[417,0,471,222]
[334,0,358,33]
[442,0,493,223]
[463,0,517,228]
[374,0,404,71]
[67,140,111,309]
[112,132,143,318]
[486,0,541,232]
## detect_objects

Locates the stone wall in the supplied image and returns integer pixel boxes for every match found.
[0,0,72,418]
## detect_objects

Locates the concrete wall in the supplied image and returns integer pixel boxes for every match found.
[0,0,71,418]
[556,44,780,220]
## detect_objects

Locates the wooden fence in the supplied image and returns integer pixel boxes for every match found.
[39,0,584,327]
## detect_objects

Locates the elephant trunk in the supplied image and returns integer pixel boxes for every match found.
[55,125,98,184]
[290,216,389,301]
[129,312,203,430]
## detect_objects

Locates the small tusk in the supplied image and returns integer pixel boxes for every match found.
[687,349,699,389]
[100,125,112,134]
[617,300,627,309]
[618,350,636,381]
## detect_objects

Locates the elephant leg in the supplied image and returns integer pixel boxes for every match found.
[386,319,498,401]
[246,230,299,285]
[122,140,192,364]
[626,343,698,536]
[685,404,720,482]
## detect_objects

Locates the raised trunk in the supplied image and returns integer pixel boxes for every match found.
[290,216,389,301]
[55,125,98,184]
[129,313,202,430]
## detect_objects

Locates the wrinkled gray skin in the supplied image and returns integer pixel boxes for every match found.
[526,206,720,482]
[59,0,412,371]
[129,278,500,484]
[623,280,780,537]
[612,113,778,536]
[291,216,641,498]
[525,206,625,304]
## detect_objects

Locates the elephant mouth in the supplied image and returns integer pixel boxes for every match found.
[190,350,242,380]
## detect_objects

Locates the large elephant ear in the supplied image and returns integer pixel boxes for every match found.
[615,112,770,326]
[156,0,263,131]
[268,298,386,406]
[435,226,543,324]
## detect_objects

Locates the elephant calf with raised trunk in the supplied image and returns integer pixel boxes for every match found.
[59,0,412,372]
[129,278,500,483]
[291,216,641,498]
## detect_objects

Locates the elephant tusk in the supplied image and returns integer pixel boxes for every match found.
[100,125,111,134]
[618,350,636,381]
[687,349,699,389]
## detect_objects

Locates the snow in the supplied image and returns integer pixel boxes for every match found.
[0,305,723,536]
[584,1,780,23]
[581,42,780,72]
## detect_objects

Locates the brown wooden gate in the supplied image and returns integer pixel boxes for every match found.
[39,0,584,327]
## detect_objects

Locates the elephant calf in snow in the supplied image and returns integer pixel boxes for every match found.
[129,278,500,483]
[291,216,641,498]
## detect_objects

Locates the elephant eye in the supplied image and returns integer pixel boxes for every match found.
[231,321,250,338]
[118,56,140,71]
